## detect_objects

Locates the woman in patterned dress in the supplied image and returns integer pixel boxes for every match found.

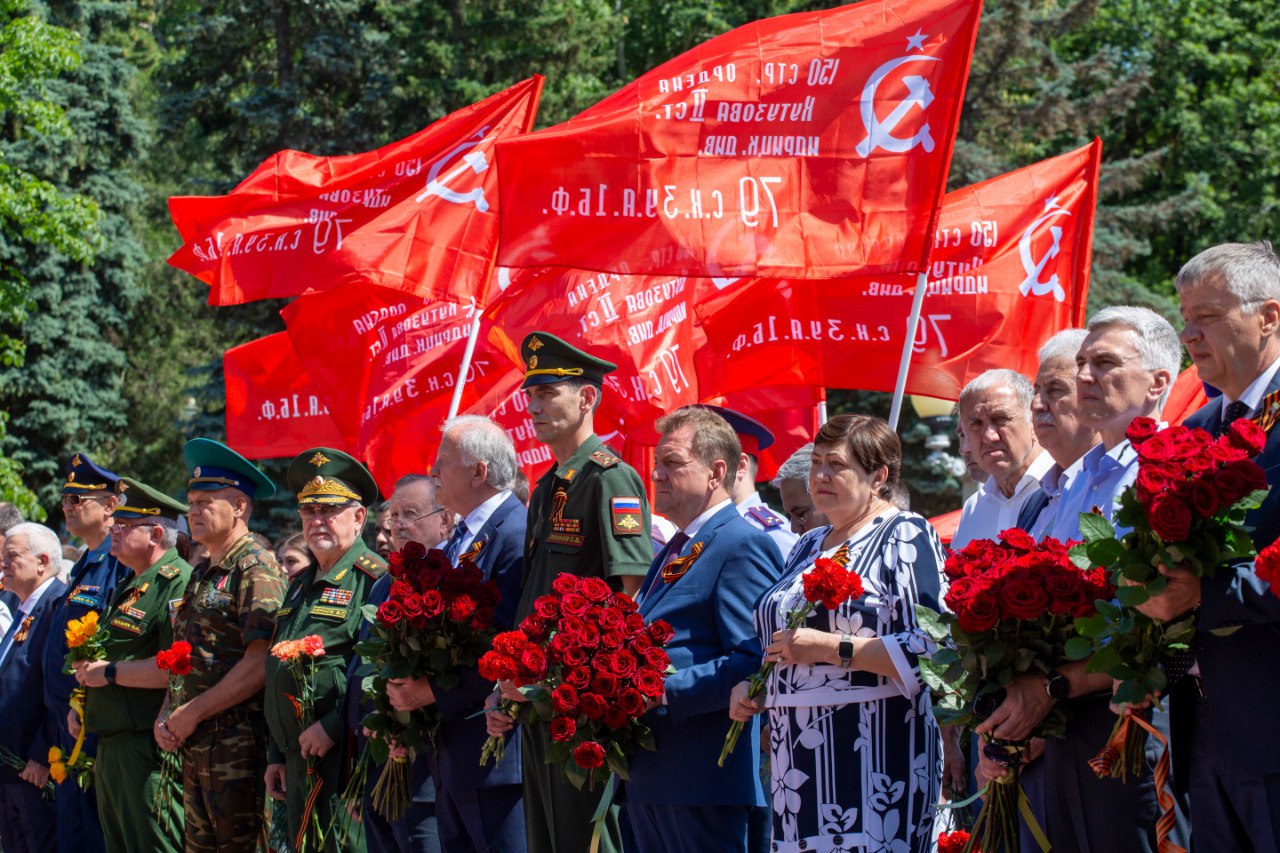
[730,414,947,853]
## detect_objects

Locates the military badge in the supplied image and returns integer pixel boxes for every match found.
[747,505,783,530]
[611,496,643,535]
[69,584,102,608]
[320,588,353,607]
[312,605,348,620]
[110,616,142,635]
[528,336,544,352]
[309,451,331,468]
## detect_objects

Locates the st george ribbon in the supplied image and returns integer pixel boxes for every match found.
[496,0,983,279]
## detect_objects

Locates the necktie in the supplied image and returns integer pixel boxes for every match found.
[443,521,469,566]
[659,532,694,584]
[1217,400,1252,437]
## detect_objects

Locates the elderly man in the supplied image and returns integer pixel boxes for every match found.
[343,472,447,853]
[951,369,1053,549]
[265,448,385,852]
[74,478,193,853]
[157,439,285,852]
[983,307,1183,853]
[1017,329,1100,536]
[491,332,652,853]
[0,502,24,632]
[706,406,799,560]
[622,406,781,853]
[376,416,527,852]
[42,454,130,853]
[1136,242,1280,851]
[0,523,68,853]
[771,443,828,536]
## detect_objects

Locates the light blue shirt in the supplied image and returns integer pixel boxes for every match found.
[1028,456,1086,540]
[1045,439,1141,542]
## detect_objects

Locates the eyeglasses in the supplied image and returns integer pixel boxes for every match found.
[298,503,357,521]
[61,494,107,507]
[389,508,445,528]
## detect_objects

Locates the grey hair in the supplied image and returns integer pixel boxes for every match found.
[393,473,435,491]
[442,415,517,491]
[770,443,814,491]
[0,502,22,533]
[1175,241,1280,304]
[1038,328,1088,365]
[159,527,179,550]
[958,369,1034,419]
[7,522,61,565]
[1086,306,1181,406]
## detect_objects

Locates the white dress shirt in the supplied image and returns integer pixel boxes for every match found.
[951,451,1056,548]
[0,575,58,671]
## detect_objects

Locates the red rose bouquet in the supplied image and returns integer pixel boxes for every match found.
[271,635,327,851]
[1069,417,1268,780]
[478,572,674,791]
[718,556,864,766]
[354,542,500,819]
[153,641,193,835]
[917,530,1110,853]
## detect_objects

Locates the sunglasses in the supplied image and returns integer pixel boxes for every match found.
[61,494,108,507]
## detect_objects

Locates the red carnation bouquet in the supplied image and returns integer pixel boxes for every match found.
[153,641,193,835]
[917,530,1111,853]
[270,635,327,851]
[1069,417,1269,780]
[938,830,977,853]
[478,572,674,791]
[718,556,864,766]
[354,542,501,819]
[1256,539,1280,595]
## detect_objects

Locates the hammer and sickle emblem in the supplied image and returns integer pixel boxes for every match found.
[1018,201,1071,302]
[855,54,940,157]
[415,127,491,211]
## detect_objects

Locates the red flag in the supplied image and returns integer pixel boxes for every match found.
[696,139,1100,399]
[281,283,522,495]
[170,77,543,306]
[223,333,351,458]
[1164,365,1211,427]
[704,385,825,482]
[486,267,704,445]
[496,0,982,278]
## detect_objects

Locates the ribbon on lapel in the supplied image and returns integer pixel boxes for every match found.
[1254,390,1280,434]
[661,541,704,584]
[829,543,850,568]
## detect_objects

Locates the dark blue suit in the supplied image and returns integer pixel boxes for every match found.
[624,503,781,853]
[347,574,440,853]
[1176,377,1280,851]
[41,538,127,853]
[0,579,67,853]
[426,492,526,853]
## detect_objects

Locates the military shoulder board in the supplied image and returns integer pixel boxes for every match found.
[356,554,386,578]
[158,564,181,579]
[589,449,620,468]
[747,506,784,529]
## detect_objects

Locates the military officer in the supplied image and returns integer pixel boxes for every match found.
[703,405,799,561]
[154,439,285,852]
[265,448,386,852]
[487,332,652,853]
[43,453,130,853]
[73,478,193,853]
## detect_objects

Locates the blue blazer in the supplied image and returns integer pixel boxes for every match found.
[0,579,68,780]
[625,503,782,806]
[1180,379,1280,774]
[427,492,525,791]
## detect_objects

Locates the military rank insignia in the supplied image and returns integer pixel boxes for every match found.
[747,506,784,529]
[611,496,643,535]
[320,588,353,607]
[69,584,101,608]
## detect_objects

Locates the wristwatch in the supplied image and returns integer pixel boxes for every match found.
[104,661,118,685]
[837,634,855,670]
[1044,670,1070,702]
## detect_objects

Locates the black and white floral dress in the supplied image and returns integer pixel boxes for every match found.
[755,510,946,853]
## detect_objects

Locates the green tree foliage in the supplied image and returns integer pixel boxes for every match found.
[0,0,149,511]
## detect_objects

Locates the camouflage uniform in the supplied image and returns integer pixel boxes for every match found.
[266,540,385,853]
[171,533,286,852]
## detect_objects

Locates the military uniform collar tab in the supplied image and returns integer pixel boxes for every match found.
[556,434,604,479]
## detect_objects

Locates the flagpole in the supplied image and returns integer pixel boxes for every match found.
[447,313,483,419]
[887,271,930,431]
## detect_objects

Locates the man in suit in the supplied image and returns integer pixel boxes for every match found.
[345,473,448,853]
[624,405,782,853]
[383,415,526,852]
[1137,241,1280,851]
[0,523,69,853]
[43,453,129,853]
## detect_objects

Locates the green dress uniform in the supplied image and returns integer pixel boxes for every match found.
[173,439,287,853]
[84,478,193,853]
[515,332,654,853]
[265,448,386,853]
